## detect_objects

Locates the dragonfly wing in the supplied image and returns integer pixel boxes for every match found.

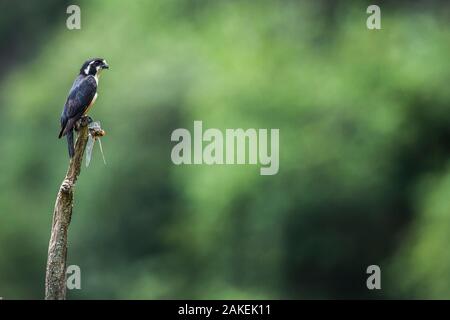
[97,138,107,165]
[86,134,95,167]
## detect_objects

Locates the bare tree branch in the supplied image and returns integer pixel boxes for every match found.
[45,117,104,300]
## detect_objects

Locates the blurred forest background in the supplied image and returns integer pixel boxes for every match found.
[0,0,449,299]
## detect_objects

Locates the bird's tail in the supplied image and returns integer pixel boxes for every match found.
[58,126,65,139]
[59,117,76,139]
[67,129,75,158]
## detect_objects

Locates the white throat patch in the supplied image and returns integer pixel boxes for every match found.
[94,68,103,84]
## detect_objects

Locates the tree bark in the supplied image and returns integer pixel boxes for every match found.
[45,117,103,300]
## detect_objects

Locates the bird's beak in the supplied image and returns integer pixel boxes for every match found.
[102,63,109,70]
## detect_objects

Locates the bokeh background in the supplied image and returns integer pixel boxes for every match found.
[0,0,449,299]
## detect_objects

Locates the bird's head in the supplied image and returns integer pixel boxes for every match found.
[80,58,109,76]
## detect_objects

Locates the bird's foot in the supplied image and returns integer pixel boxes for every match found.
[81,115,93,126]
[74,116,93,131]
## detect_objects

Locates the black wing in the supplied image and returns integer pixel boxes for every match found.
[59,75,97,138]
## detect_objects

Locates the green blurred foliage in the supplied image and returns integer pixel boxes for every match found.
[0,0,449,299]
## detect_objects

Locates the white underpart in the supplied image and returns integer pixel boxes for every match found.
[91,92,98,105]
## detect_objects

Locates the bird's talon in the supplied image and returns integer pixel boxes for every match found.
[80,115,93,126]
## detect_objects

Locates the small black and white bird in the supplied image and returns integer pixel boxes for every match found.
[58,58,109,157]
